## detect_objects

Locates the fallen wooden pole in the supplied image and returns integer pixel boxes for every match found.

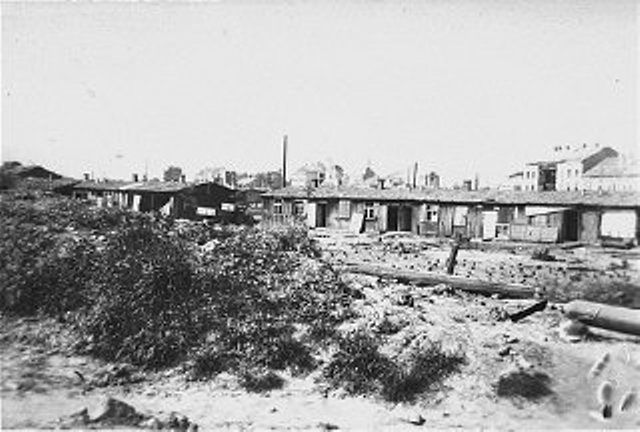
[341,262,537,299]
[564,300,640,336]
[509,299,548,322]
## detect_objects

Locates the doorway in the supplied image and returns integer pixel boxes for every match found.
[399,206,412,231]
[387,206,399,231]
[316,203,327,228]
[563,209,579,241]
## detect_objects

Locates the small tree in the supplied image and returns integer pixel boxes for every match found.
[163,166,183,182]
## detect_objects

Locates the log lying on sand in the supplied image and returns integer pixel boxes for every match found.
[564,300,640,336]
[509,299,548,322]
[341,262,538,299]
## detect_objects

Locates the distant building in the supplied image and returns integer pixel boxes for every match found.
[555,146,618,191]
[195,167,237,189]
[72,179,235,220]
[290,162,327,188]
[500,171,523,191]
[290,162,346,188]
[425,171,440,189]
[517,143,618,192]
[583,155,640,192]
[522,161,557,192]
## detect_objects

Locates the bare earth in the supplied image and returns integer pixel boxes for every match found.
[3,231,640,430]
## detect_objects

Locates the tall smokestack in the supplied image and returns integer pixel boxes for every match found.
[282,134,288,188]
[412,162,418,189]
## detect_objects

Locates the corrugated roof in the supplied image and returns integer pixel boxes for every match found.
[263,186,640,208]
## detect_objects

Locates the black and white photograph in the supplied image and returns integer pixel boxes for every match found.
[1,0,639,429]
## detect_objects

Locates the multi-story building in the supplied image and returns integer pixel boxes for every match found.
[514,143,618,192]
[521,161,556,191]
[583,155,640,192]
[555,145,618,192]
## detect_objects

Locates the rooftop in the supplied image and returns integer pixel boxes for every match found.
[264,186,640,208]
[583,156,640,178]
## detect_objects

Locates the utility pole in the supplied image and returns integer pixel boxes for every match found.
[282,135,288,188]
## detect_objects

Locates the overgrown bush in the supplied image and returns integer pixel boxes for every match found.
[1,193,356,377]
[324,330,465,402]
[240,370,285,392]
[79,217,203,368]
[0,209,98,314]
[324,331,398,395]
[382,343,465,402]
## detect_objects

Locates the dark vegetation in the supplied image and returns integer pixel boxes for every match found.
[0,190,465,399]
[495,370,554,401]
[531,247,557,262]
[324,331,465,402]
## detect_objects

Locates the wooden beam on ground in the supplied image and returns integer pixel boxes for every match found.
[564,300,640,336]
[509,299,548,322]
[340,262,538,299]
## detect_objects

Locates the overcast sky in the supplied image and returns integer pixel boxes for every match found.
[2,0,637,186]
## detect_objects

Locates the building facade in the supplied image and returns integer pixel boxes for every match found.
[263,186,640,244]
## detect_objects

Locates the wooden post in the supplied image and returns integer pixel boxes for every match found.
[446,241,460,274]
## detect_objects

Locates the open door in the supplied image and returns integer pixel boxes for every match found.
[316,203,327,228]
[563,209,579,241]
[387,206,399,231]
[399,206,412,232]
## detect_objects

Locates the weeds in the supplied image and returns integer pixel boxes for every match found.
[382,344,465,402]
[324,330,465,402]
[240,370,285,392]
[531,248,556,262]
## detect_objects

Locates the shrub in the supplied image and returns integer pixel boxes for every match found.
[324,331,397,395]
[325,331,465,402]
[382,343,465,402]
[79,217,204,368]
[495,370,553,400]
[240,370,285,392]
[189,346,239,380]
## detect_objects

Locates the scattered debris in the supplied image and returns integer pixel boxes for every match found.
[498,346,512,357]
[403,413,426,426]
[89,363,145,387]
[531,248,556,262]
[57,397,197,430]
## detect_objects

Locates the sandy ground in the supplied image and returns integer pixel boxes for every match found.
[3,231,640,430]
